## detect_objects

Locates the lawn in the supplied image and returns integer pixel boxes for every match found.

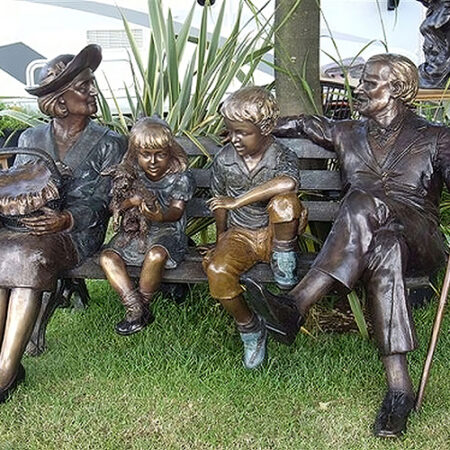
[0,281,448,449]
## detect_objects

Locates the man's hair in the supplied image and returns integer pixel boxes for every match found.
[367,53,419,104]
[220,86,280,136]
[125,117,188,175]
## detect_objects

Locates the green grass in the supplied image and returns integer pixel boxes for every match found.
[0,281,448,449]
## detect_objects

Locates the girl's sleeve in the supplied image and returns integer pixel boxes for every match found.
[170,170,197,202]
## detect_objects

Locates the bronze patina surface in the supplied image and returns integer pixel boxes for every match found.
[100,117,195,336]
[417,0,450,88]
[203,86,307,370]
[0,45,125,403]
[248,54,450,437]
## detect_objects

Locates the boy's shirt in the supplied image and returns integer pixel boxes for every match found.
[211,138,301,230]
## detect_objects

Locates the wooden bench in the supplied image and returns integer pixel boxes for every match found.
[26,136,431,355]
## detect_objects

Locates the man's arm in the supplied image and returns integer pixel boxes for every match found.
[274,114,336,150]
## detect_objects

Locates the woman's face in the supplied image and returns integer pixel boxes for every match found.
[60,68,98,117]
[137,146,171,181]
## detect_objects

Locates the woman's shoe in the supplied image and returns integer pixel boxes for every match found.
[0,364,25,404]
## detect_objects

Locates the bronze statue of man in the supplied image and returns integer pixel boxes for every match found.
[245,54,450,437]
[0,45,126,403]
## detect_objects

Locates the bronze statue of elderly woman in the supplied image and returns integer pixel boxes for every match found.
[0,44,126,403]
[244,53,450,437]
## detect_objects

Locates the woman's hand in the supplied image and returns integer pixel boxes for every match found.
[21,207,73,235]
[208,196,239,211]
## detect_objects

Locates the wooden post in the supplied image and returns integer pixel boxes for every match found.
[274,0,322,115]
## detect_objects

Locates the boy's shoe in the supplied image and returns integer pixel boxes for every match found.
[239,317,267,370]
[373,390,415,438]
[0,364,25,404]
[270,250,300,290]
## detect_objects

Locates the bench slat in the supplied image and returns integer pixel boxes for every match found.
[178,136,337,159]
[65,252,429,288]
[186,198,341,221]
[192,168,342,190]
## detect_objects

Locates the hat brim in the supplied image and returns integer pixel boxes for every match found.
[26,44,102,97]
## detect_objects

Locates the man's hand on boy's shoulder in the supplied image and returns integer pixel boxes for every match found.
[207,196,239,211]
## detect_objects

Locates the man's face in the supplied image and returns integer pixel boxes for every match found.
[61,68,98,117]
[224,118,267,158]
[137,146,171,181]
[354,61,394,118]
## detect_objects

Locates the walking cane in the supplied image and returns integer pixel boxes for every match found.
[415,255,450,411]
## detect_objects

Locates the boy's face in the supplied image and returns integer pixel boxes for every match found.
[137,146,170,181]
[224,118,268,158]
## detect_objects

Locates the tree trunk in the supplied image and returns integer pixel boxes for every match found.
[274,0,322,115]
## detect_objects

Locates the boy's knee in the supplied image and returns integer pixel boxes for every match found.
[268,192,303,223]
[205,258,242,299]
[206,258,229,280]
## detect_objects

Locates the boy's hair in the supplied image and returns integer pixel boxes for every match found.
[220,86,280,136]
[125,117,188,175]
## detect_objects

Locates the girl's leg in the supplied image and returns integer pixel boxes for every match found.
[138,246,168,305]
[0,289,9,348]
[0,288,41,398]
[100,250,148,335]
[100,250,135,297]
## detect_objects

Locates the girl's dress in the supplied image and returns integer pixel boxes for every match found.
[105,169,196,268]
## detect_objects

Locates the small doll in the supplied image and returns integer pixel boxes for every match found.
[100,117,196,336]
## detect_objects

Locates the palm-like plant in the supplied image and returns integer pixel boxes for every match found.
[97,0,274,141]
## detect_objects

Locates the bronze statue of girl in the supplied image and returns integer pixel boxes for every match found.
[101,117,195,336]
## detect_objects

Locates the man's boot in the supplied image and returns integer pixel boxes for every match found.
[270,237,300,290]
[373,390,415,437]
[116,289,151,336]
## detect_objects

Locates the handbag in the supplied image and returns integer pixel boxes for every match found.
[0,147,67,231]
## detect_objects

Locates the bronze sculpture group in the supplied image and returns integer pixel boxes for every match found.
[0,44,447,440]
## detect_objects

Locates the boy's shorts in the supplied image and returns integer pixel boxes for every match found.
[203,193,304,299]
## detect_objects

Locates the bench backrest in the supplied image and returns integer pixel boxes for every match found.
[176,136,341,222]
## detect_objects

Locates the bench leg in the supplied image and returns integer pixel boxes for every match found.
[25,279,91,357]
[160,283,190,304]
[25,284,62,357]
[59,279,91,310]
[408,286,434,308]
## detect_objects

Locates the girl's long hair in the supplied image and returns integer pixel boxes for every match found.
[123,117,188,175]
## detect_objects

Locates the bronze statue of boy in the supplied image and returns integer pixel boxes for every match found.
[203,86,307,370]
[245,54,450,437]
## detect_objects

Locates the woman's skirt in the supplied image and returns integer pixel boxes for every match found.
[0,229,78,291]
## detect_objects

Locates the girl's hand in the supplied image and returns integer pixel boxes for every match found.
[140,200,164,222]
[119,195,142,212]
[208,196,239,211]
